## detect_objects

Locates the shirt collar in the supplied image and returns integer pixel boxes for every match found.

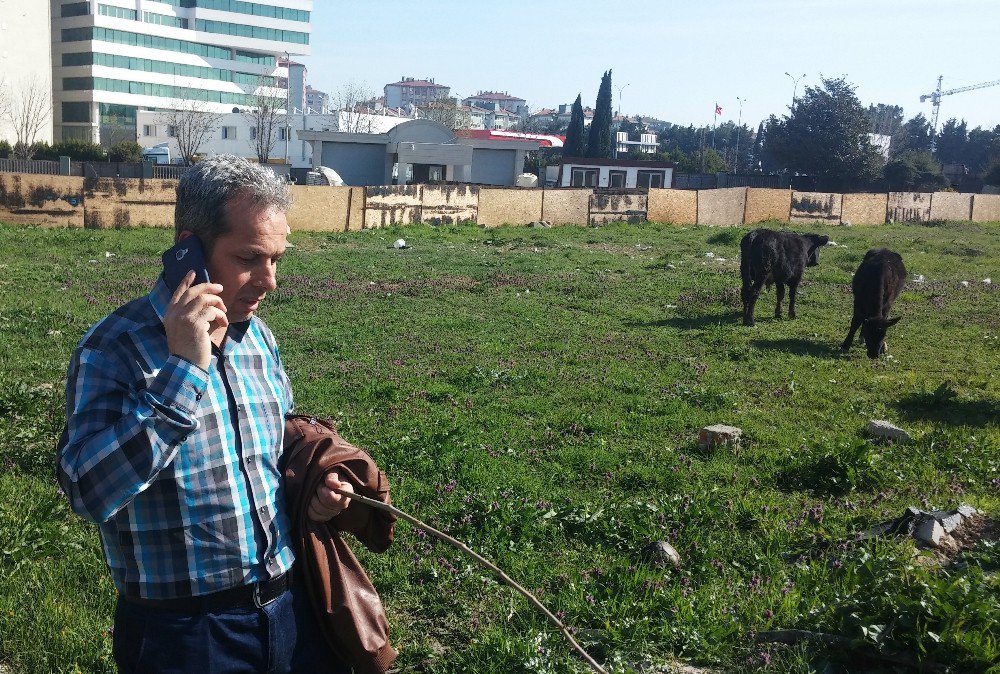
[148,275,253,349]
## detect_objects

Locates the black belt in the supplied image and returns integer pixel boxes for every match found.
[123,568,292,612]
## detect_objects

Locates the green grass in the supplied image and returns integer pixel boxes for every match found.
[1,219,998,673]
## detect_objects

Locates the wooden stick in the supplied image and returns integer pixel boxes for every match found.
[334,488,609,674]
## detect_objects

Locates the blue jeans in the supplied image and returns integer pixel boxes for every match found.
[112,579,350,673]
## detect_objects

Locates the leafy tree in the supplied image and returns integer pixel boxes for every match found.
[108,141,143,162]
[891,114,933,158]
[765,77,882,191]
[883,150,947,191]
[866,103,904,137]
[585,70,613,158]
[563,94,586,157]
[0,139,10,158]
[935,118,968,165]
[983,161,1000,187]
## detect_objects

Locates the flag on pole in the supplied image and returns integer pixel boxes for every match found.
[715,104,722,116]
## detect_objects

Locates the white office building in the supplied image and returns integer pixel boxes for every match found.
[0,3,54,145]
[50,0,312,145]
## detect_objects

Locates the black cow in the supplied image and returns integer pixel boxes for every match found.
[841,248,906,358]
[740,229,830,326]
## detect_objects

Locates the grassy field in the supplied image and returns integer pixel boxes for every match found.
[0,218,998,673]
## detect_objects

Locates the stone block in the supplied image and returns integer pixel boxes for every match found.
[698,424,742,451]
[866,419,911,443]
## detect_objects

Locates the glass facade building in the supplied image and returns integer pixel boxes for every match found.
[51,0,312,144]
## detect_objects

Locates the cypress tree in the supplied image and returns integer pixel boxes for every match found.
[586,70,614,158]
[564,94,586,157]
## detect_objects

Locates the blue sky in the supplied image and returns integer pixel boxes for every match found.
[299,0,1000,132]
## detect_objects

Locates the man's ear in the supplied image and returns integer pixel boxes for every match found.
[176,229,193,243]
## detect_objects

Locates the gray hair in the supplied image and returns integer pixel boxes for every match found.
[174,155,292,248]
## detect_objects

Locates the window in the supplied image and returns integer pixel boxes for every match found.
[61,2,90,17]
[608,170,626,188]
[166,125,177,137]
[636,170,665,188]
[221,126,237,139]
[62,102,92,123]
[249,127,257,140]
[143,12,188,28]
[143,125,157,137]
[99,4,138,20]
[278,128,288,141]
[570,168,598,187]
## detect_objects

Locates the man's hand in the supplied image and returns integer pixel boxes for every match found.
[308,472,353,522]
[164,271,228,371]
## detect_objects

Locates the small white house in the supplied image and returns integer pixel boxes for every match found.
[558,157,674,189]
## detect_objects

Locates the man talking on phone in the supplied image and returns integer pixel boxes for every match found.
[57,156,350,673]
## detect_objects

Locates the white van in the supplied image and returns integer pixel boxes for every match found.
[142,143,171,165]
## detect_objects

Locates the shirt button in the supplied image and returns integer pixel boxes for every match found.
[247,456,255,465]
[259,506,267,515]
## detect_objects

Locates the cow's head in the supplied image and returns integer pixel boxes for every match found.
[861,316,901,359]
[805,234,830,267]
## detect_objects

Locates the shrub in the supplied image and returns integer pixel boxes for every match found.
[38,140,108,162]
[983,161,1000,187]
[883,150,948,192]
[108,141,144,163]
[0,140,10,158]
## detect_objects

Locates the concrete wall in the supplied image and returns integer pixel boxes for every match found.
[971,194,1000,223]
[697,187,746,226]
[83,177,176,229]
[589,193,647,225]
[791,191,842,223]
[887,192,932,223]
[647,188,697,224]
[364,185,422,228]
[542,189,591,225]
[288,185,354,232]
[420,185,479,225]
[0,173,84,227]
[930,192,973,221]
[744,188,791,224]
[477,188,542,227]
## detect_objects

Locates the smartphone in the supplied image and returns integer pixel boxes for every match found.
[162,235,211,290]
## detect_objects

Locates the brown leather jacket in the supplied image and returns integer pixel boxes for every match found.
[283,414,397,674]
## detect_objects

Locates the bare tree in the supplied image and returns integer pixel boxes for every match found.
[331,81,377,134]
[242,76,286,164]
[2,76,51,159]
[417,98,471,130]
[158,98,222,165]
[0,76,11,128]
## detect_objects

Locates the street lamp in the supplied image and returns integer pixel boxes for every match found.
[615,82,629,117]
[784,72,805,109]
[734,96,745,173]
[284,51,291,168]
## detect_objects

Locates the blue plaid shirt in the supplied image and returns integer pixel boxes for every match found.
[57,277,295,599]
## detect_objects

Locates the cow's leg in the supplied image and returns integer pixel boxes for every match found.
[743,280,764,326]
[774,282,786,319]
[788,278,800,319]
[841,314,862,351]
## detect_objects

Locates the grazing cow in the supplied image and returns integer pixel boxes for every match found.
[740,229,830,326]
[841,248,906,358]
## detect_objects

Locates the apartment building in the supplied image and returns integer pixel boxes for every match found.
[51,0,312,145]
[461,91,527,117]
[0,3,54,145]
[383,77,449,109]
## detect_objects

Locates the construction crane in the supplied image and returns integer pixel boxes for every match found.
[920,75,1000,136]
